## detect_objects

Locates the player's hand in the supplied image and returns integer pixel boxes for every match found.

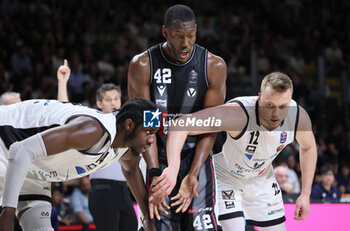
[148,184,170,220]
[0,207,16,231]
[171,174,199,213]
[141,215,157,231]
[151,167,177,197]
[57,59,71,84]
[294,193,310,220]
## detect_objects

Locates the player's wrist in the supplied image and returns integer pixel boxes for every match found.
[148,167,162,183]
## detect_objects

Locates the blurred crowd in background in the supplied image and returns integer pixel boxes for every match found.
[1,0,350,227]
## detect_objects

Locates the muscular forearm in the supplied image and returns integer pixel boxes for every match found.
[188,133,216,177]
[299,146,317,195]
[123,166,149,217]
[143,143,159,169]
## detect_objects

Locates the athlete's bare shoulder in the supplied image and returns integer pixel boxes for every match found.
[130,50,150,68]
[206,51,227,93]
[207,52,226,69]
[128,50,151,98]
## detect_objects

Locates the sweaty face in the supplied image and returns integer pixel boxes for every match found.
[258,86,292,131]
[125,125,157,155]
[97,90,121,113]
[164,20,197,63]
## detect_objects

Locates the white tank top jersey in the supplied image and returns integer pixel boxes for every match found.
[0,99,128,182]
[221,96,299,179]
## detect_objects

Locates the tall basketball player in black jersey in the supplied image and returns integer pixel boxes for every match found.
[128,4,227,231]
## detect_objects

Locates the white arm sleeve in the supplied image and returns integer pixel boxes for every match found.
[2,134,47,208]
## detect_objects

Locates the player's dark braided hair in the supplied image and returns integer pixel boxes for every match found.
[115,98,157,128]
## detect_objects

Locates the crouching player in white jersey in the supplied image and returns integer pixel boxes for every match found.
[152,72,317,231]
[0,97,158,231]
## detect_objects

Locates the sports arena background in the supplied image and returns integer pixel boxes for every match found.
[1,0,349,230]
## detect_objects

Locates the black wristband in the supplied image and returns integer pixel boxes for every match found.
[148,168,162,179]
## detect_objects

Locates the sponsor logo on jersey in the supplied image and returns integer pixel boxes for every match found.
[143,109,161,128]
[188,70,198,84]
[44,100,51,106]
[245,153,253,160]
[267,200,282,207]
[38,170,53,181]
[258,168,266,175]
[245,145,256,154]
[231,169,245,177]
[268,208,284,215]
[155,99,167,108]
[187,88,197,97]
[280,131,287,143]
[222,190,234,200]
[243,159,265,170]
[276,145,285,152]
[157,85,166,97]
[75,166,86,174]
[50,171,57,177]
[225,201,235,209]
[187,207,213,213]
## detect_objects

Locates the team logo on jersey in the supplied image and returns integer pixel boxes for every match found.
[157,85,166,97]
[188,70,198,85]
[225,201,235,209]
[276,145,285,152]
[187,88,196,97]
[143,109,161,128]
[222,190,234,200]
[280,131,287,143]
[75,166,86,174]
[245,153,253,160]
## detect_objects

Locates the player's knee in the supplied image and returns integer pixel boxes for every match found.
[19,204,54,231]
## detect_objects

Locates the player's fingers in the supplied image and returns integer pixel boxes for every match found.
[294,206,300,220]
[170,196,183,207]
[170,193,181,201]
[154,206,160,221]
[64,59,68,67]
[149,203,154,220]
[181,199,190,213]
[151,179,167,191]
[157,204,168,215]
[175,202,185,213]
[161,199,170,210]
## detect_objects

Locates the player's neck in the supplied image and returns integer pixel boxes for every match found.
[112,129,127,148]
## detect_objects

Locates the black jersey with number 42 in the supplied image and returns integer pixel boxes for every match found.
[148,43,209,162]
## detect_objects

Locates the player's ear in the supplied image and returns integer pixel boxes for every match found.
[96,100,103,110]
[258,92,261,101]
[125,118,135,132]
[162,25,167,39]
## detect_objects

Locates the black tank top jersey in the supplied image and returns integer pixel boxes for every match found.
[148,43,209,162]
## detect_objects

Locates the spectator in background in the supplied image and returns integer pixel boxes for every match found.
[68,53,87,102]
[10,45,32,77]
[275,165,296,195]
[336,163,350,194]
[51,187,75,226]
[311,166,341,202]
[0,92,21,105]
[70,176,94,227]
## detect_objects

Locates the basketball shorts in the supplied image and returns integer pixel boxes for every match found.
[214,153,285,227]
